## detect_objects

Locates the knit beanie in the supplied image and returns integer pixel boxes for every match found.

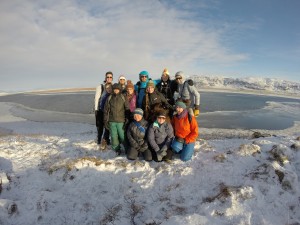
[162,68,169,76]
[139,70,149,77]
[146,80,155,88]
[133,108,144,116]
[126,80,134,90]
[112,83,121,90]
[118,75,126,82]
[157,111,167,118]
[175,71,184,78]
[175,101,186,109]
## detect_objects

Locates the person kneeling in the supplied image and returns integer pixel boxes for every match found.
[126,108,152,161]
[147,111,174,162]
[171,101,198,161]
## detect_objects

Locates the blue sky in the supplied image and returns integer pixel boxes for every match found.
[0,0,299,92]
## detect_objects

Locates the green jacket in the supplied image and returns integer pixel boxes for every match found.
[104,93,130,124]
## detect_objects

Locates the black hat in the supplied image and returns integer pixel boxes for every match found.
[112,83,121,90]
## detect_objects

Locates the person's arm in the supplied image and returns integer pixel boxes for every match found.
[147,125,160,152]
[185,116,199,144]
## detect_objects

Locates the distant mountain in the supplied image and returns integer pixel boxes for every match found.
[189,76,300,97]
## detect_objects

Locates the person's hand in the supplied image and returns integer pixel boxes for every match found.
[176,137,185,143]
[194,109,200,117]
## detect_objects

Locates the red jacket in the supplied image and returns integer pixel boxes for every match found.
[172,112,198,144]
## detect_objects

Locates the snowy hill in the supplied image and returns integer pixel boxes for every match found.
[190,76,300,96]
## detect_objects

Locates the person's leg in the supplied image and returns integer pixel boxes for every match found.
[96,111,104,144]
[163,148,173,161]
[180,142,195,161]
[143,149,153,161]
[109,122,120,151]
[127,147,139,160]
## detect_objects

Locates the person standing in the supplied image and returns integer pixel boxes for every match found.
[134,70,159,108]
[94,71,113,145]
[171,101,198,161]
[125,80,137,113]
[175,71,200,117]
[156,68,177,106]
[103,83,131,155]
[118,75,127,94]
[142,80,172,123]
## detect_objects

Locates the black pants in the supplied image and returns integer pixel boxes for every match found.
[95,110,110,144]
[127,147,152,161]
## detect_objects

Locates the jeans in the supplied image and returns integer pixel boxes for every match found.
[171,139,195,161]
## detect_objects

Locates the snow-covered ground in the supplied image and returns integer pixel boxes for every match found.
[0,100,300,225]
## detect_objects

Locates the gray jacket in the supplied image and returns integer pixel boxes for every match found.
[178,74,200,107]
[147,121,174,152]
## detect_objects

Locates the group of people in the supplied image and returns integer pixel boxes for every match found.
[94,69,200,162]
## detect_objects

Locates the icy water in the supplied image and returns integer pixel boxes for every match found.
[0,91,299,130]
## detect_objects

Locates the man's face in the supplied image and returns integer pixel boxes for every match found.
[106,74,113,83]
[175,76,183,84]
[140,75,147,82]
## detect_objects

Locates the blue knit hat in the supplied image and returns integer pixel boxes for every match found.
[175,101,186,109]
[133,108,144,116]
[139,70,149,78]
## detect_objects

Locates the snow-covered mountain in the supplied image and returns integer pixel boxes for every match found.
[190,76,300,96]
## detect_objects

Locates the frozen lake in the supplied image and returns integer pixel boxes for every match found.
[0,91,299,130]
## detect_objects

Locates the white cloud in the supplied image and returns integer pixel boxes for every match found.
[0,0,248,91]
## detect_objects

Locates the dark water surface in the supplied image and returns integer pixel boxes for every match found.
[0,91,299,130]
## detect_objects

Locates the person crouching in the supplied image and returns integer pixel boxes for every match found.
[171,101,199,161]
[126,108,152,161]
[147,111,174,162]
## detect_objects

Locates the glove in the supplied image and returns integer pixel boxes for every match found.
[138,140,145,145]
[156,149,167,161]
[194,109,200,117]
[176,137,185,143]
[140,143,148,152]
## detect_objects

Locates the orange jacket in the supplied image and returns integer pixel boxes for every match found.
[172,112,199,144]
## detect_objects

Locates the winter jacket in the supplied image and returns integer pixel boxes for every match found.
[171,109,198,144]
[125,92,137,112]
[103,93,130,125]
[147,121,174,152]
[127,118,149,150]
[134,79,160,108]
[156,79,177,105]
[94,83,105,111]
[141,90,171,121]
[177,74,200,108]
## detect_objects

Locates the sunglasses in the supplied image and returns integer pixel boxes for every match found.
[106,76,113,79]
[140,76,147,78]
[119,79,125,80]
[176,77,182,80]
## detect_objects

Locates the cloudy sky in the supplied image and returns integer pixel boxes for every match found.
[1,0,299,92]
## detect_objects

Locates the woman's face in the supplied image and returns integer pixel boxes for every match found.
[157,116,166,125]
[113,89,120,94]
[161,74,169,82]
[147,86,155,93]
[134,114,143,122]
[175,106,184,114]
[127,87,134,95]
